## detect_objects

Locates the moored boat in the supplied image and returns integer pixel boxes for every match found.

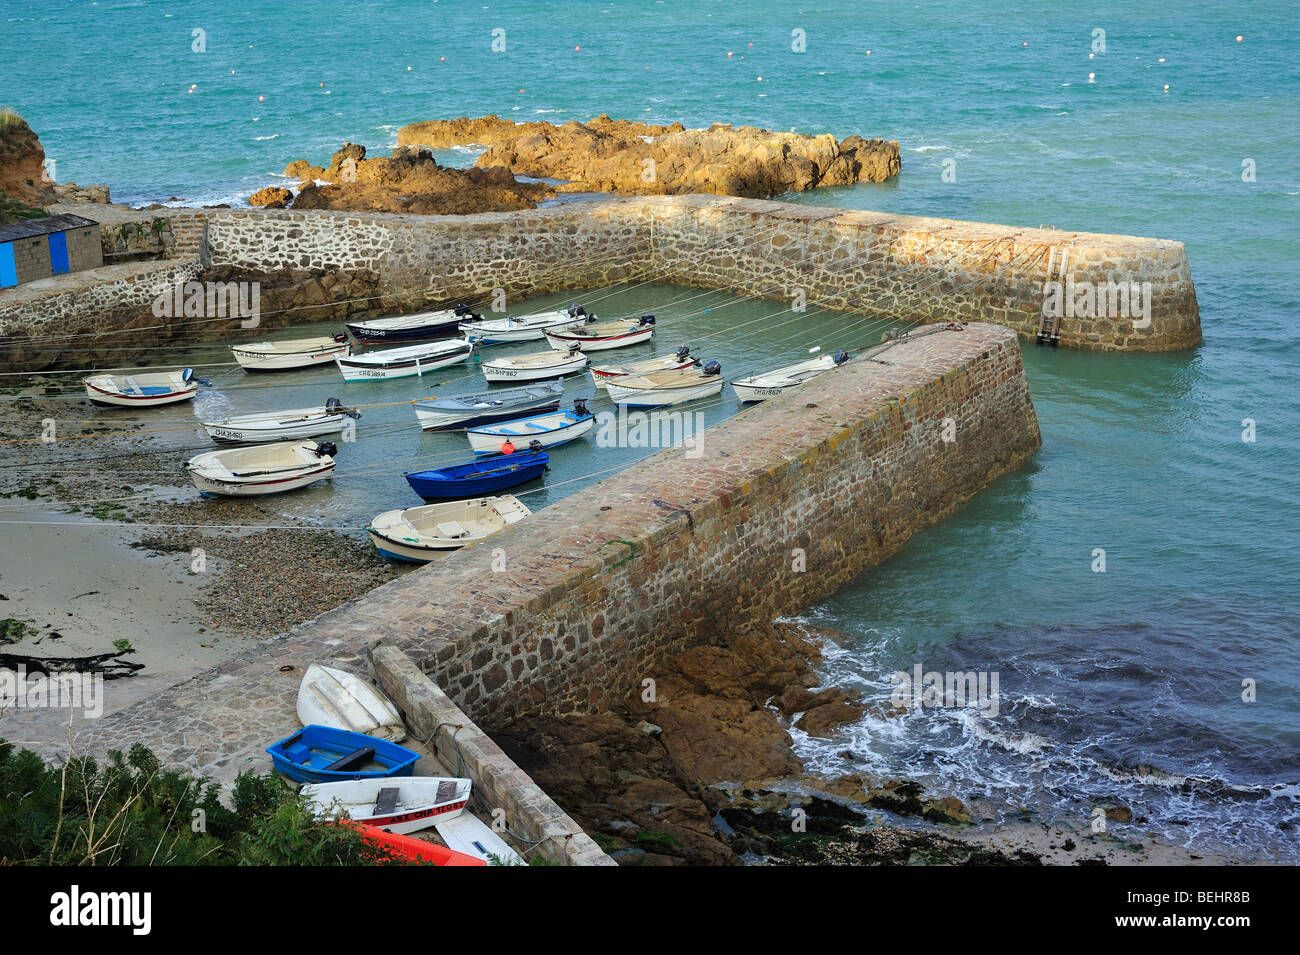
[604,361,725,407]
[591,346,696,389]
[347,822,485,866]
[302,777,471,835]
[346,304,481,343]
[459,302,588,343]
[731,350,850,402]
[335,338,475,382]
[297,664,406,742]
[202,398,359,444]
[411,382,563,432]
[266,724,420,784]
[543,314,655,352]
[481,344,589,383]
[365,495,532,562]
[185,440,337,497]
[465,401,594,455]
[230,333,350,371]
[405,448,549,500]
[83,368,201,407]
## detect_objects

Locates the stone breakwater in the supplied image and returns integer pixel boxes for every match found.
[0,195,1200,373]
[69,323,1039,769]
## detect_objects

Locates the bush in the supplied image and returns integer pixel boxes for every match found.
[0,738,404,866]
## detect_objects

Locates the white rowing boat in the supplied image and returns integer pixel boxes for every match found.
[604,361,725,407]
[591,346,696,389]
[296,664,406,742]
[302,777,471,835]
[465,402,594,455]
[459,303,588,343]
[366,496,532,562]
[543,314,655,351]
[201,398,359,444]
[185,440,337,496]
[730,350,850,402]
[481,344,589,382]
[335,338,475,381]
[230,334,351,371]
[83,368,200,407]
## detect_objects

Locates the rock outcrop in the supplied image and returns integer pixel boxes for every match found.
[397,113,900,199]
[279,142,551,214]
[0,114,111,220]
[248,186,293,208]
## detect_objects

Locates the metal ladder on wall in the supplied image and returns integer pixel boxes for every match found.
[1036,245,1065,347]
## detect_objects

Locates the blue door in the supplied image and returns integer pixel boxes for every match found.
[49,231,70,274]
[0,242,16,287]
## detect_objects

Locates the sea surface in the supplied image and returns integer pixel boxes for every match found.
[3,1,1298,861]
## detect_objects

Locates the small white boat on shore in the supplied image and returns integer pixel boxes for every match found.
[302,777,471,835]
[459,303,588,343]
[544,314,655,352]
[297,664,406,742]
[230,334,351,371]
[185,440,337,496]
[335,338,475,382]
[731,350,850,402]
[466,402,594,455]
[83,368,201,407]
[201,398,360,444]
[366,495,532,562]
[604,361,725,407]
[591,346,696,389]
[481,344,589,383]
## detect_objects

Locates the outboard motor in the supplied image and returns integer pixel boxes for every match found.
[572,398,590,417]
[833,349,850,365]
[674,345,691,360]
[453,302,473,316]
[639,314,656,327]
[326,396,362,420]
[528,439,544,454]
[314,442,338,458]
[567,343,583,357]
[332,332,348,343]
[568,302,587,318]
[702,360,722,377]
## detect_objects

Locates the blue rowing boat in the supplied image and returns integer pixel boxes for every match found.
[266,724,420,784]
[405,449,549,500]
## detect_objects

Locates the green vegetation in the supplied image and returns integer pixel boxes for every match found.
[0,189,47,227]
[0,618,39,644]
[0,106,23,130]
[0,740,410,866]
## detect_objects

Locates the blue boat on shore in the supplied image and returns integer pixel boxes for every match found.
[405,449,549,500]
[266,724,420,784]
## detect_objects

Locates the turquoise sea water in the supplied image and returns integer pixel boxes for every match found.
[3,1,1298,860]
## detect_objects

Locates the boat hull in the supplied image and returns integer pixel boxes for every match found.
[186,441,336,497]
[412,386,562,432]
[604,377,724,408]
[460,315,584,344]
[349,823,485,866]
[297,664,406,742]
[336,341,474,381]
[203,412,347,444]
[84,382,197,407]
[346,315,465,343]
[266,725,420,784]
[303,778,469,835]
[544,325,654,351]
[592,357,695,389]
[366,496,531,562]
[405,451,548,499]
[231,342,350,371]
[481,353,589,382]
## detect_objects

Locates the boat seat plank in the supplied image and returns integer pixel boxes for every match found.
[436,520,469,538]
[373,786,401,815]
[436,780,460,803]
[323,746,376,772]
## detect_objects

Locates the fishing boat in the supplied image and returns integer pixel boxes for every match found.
[405,448,548,500]
[543,314,655,352]
[346,304,481,343]
[604,361,725,407]
[346,822,485,866]
[184,441,337,497]
[411,382,563,432]
[731,350,850,402]
[435,813,523,864]
[591,346,696,389]
[366,496,532,563]
[201,398,360,444]
[302,777,470,835]
[466,401,594,456]
[335,338,475,382]
[82,368,201,407]
[266,724,420,784]
[481,344,589,383]
[297,664,406,742]
[230,333,351,371]
[459,302,588,344]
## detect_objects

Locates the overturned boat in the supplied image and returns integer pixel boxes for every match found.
[185,440,337,496]
[346,304,481,343]
[202,398,359,444]
[366,495,532,562]
[230,334,351,371]
[731,350,850,402]
[603,361,725,407]
[296,663,406,742]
